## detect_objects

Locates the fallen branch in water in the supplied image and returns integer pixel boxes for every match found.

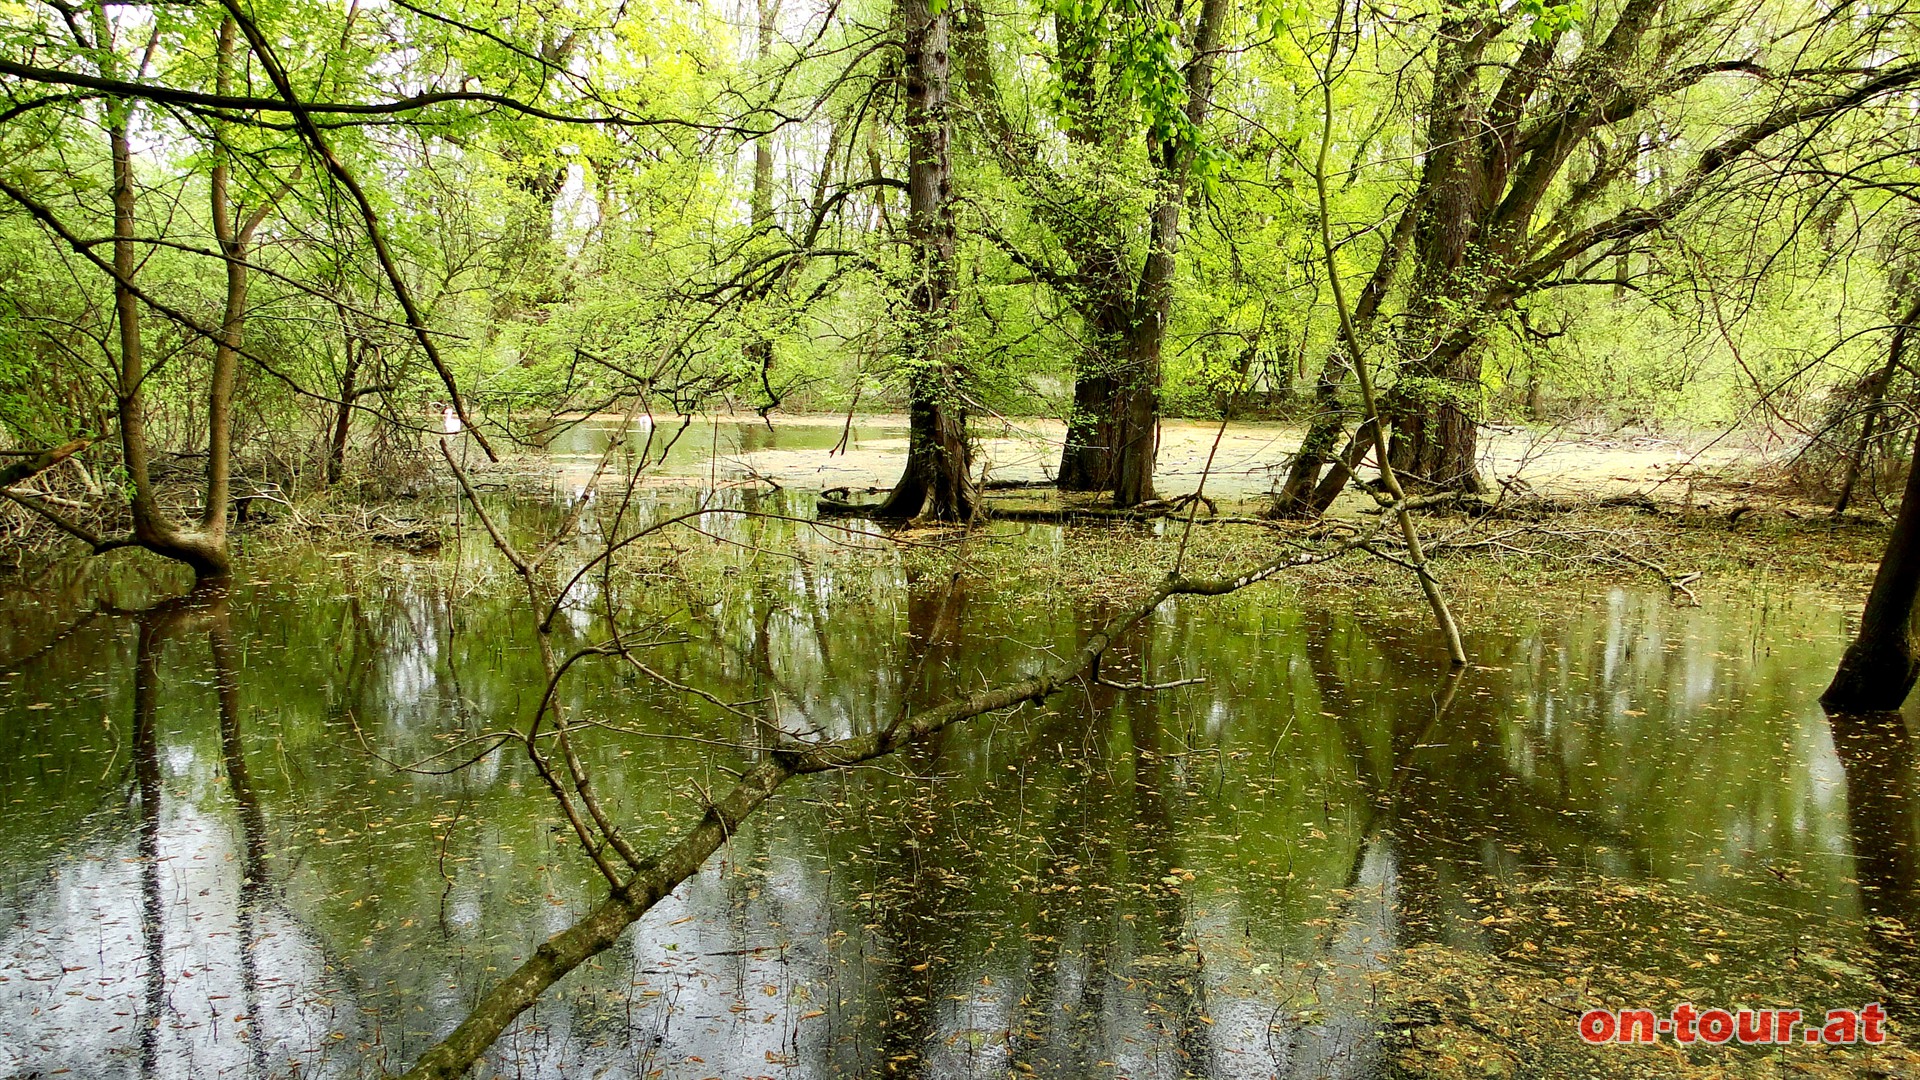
[388,534,1364,1080]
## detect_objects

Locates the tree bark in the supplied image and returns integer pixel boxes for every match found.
[1046,4,1127,494]
[877,0,975,521]
[1386,13,1498,494]
[0,438,92,488]
[1056,370,1116,490]
[1825,424,1920,712]
[1055,257,1132,492]
[204,16,252,543]
[1269,198,1420,517]
[1109,198,1175,507]
[1386,335,1486,493]
[1106,0,1228,508]
[951,0,1215,502]
[745,0,780,409]
[101,22,231,581]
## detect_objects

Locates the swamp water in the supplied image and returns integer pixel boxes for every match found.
[0,488,1914,1079]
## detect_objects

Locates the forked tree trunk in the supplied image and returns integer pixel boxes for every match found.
[72,15,270,582]
[876,0,974,521]
[1269,202,1419,517]
[1106,0,1227,509]
[1825,425,1920,712]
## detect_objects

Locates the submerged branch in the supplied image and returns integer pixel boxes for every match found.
[388,537,1360,1080]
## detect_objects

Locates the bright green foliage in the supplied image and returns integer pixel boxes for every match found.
[0,0,1915,501]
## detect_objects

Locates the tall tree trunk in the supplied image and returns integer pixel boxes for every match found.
[1825,424,1920,712]
[204,17,244,544]
[745,0,779,408]
[1047,5,1123,494]
[1107,0,1228,509]
[877,0,974,521]
[1055,259,1132,491]
[106,83,229,578]
[110,105,161,548]
[1379,14,1501,494]
[1109,198,1175,507]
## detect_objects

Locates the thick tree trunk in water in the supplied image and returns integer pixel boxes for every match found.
[1110,368,1157,507]
[1387,334,1485,493]
[108,88,230,581]
[1054,248,1130,494]
[877,0,974,521]
[1389,396,1484,492]
[1057,372,1114,491]
[1054,243,1134,492]
[1110,201,1176,508]
[1825,426,1920,711]
[879,386,974,520]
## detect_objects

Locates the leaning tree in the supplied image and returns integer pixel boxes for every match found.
[1274,0,1920,511]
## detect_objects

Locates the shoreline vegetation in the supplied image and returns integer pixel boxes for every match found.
[5,411,1896,633]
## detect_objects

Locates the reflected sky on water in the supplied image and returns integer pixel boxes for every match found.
[0,489,1908,1077]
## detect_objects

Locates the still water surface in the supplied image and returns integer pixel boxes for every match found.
[0,489,1910,1078]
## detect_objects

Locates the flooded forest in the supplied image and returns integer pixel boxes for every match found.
[8,0,1920,1075]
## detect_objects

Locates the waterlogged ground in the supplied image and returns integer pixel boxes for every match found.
[1,489,1917,1079]
[540,414,1751,502]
